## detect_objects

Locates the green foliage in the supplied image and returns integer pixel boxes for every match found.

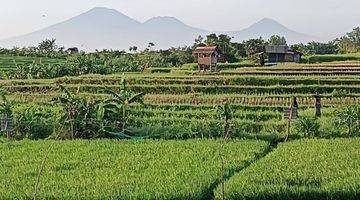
[0,139,268,199]
[38,38,58,54]
[11,104,63,139]
[302,54,360,63]
[334,106,360,136]
[144,67,172,73]
[332,89,351,98]
[293,116,321,138]
[305,41,339,55]
[56,78,145,139]
[268,35,287,45]
[102,77,145,132]
[0,58,359,141]
[0,86,12,117]
[244,38,266,57]
[58,85,107,139]
[215,138,360,200]
[202,33,245,62]
[291,28,360,56]
[336,27,360,53]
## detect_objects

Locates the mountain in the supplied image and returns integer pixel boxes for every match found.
[225,18,321,44]
[142,16,207,48]
[0,7,207,50]
[0,8,143,50]
[0,8,323,51]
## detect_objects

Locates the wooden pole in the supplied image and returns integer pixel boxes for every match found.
[315,93,322,118]
[210,54,212,72]
[3,114,11,140]
[285,97,297,142]
[285,104,293,142]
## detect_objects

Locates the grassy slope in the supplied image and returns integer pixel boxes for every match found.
[215,138,360,200]
[0,139,268,199]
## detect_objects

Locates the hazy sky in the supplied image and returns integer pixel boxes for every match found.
[0,0,359,39]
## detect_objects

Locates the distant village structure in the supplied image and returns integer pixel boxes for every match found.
[67,47,79,54]
[193,46,222,72]
[260,45,302,65]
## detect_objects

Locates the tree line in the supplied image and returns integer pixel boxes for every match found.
[0,27,359,79]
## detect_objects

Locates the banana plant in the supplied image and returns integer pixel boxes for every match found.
[102,77,144,130]
[215,102,233,200]
[0,87,13,139]
[215,102,233,139]
[58,85,96,139]
[0,87,12,117]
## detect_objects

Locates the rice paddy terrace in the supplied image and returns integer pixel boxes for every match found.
[1,58,359,139]
[0,55,65,73]
[1,56,360,199]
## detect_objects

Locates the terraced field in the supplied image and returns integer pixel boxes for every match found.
[1,137,359,199]
[1,55,360,199]
[1,60,360,139]
[0,55,65,73]
[215,138,360,200]
[0,139,268,199]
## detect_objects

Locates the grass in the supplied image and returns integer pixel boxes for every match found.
[0,55,65,71]
[215,138,360,200]
[303,53,360,63]
[0,139,268,199]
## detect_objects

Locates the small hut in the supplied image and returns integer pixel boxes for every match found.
[261,45,302,65]
[193,46,222,72]
[67,47,79,54]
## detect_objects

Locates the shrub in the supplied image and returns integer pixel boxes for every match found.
[293,116,321,138]
[12,104,63,139]
[334,106,360,136]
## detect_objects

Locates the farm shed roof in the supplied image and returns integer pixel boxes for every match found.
[193,46,220,54]
[265,45,289,54]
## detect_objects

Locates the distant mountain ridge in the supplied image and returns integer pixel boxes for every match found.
[226,18,321,44]
[0,7,324,51]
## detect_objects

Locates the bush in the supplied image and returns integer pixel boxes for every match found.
[332,89,351,98]
[12,104,63,139]
[334,106,360,136]
[293,116,321,138]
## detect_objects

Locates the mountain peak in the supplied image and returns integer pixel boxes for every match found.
[73,7,140,27]
[145,16,185,25]
[0,8,322,51]
[252,18,287,29]
[82,7,129,18]
[258,18,278,23]
[88,7,117,12]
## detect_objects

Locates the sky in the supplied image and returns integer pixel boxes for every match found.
[0,0,359,39]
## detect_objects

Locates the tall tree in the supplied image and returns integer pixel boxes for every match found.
[268,35,287,45]
[336,27,360,53]
[243,38,266,57]
[38,38,58,53]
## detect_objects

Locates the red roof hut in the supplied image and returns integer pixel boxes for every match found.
[193,46,222,72]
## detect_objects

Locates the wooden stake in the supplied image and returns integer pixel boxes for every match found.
[285,104,293,142]
[210,54,212,72]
